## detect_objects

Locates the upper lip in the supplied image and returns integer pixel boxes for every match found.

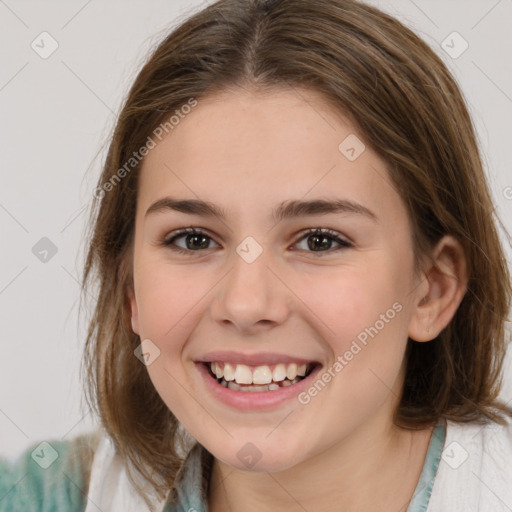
[196,351,320,367]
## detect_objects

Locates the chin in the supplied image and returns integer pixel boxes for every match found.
[204,435,309,473]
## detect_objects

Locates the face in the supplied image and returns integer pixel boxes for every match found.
[129,87,426,472]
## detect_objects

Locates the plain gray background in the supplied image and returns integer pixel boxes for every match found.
[1,0,511,459]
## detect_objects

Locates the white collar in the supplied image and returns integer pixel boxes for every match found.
[84,433,169,512]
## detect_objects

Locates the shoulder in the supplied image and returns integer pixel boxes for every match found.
[427,414,512,512]
[0,430,101,512]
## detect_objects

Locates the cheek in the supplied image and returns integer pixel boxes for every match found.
[294,259,411,400]
[133,261,215,401]
[295,259,405,348]
[134,260,209,342]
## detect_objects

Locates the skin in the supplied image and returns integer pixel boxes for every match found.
[128,86,467,511]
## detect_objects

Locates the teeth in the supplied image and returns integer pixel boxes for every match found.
[286,363,298,380]
[252,365,272,385]
[227,381,240,391]
[272,364,287,382]
[209,361,313,385]
[234,364,253,384]
[223,363,235,381]
[213,362,223,379]
[248,385,266,392]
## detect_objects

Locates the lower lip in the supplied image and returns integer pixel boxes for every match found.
[195,362,322,411]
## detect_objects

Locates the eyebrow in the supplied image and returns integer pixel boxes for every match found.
[145,196,378,223]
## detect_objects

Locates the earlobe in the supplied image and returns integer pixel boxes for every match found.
[127,286,140,335]
[408,235,468,342]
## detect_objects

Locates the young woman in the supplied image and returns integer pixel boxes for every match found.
[1,0,511,511]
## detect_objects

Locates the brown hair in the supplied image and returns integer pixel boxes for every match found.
[81,0,512,504]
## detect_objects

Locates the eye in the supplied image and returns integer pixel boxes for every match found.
[162,227,219,254]
[292,228,352,255]
[161,227,352,256]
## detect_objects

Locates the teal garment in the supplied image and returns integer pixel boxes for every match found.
[164,421,446,511]
[0,437,92,512]
[0,423,445,511]
[406,422,446,512]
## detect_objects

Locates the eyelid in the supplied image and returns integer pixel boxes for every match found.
[293,227,353,253]
[162,227,220,249]
[161,226,353,255]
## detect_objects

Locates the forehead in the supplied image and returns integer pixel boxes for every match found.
[137,87,405,227]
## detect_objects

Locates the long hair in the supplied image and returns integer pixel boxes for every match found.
[81,0,512,504]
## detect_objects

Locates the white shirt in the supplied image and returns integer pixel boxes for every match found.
[84,415,512,512]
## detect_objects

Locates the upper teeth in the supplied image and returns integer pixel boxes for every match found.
[210,362,308,385]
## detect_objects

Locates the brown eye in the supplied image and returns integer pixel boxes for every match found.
[293,228,352,255]
[163,228,219,253]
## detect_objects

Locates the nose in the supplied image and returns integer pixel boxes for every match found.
[210,245,291,333]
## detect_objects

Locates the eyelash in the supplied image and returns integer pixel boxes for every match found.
[161,227,353,256]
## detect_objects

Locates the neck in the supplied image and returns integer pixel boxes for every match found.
[208,417,434,512]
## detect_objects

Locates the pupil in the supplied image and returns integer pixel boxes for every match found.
[308,234,330,251]
[188,234,209,250]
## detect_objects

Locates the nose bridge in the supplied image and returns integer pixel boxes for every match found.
[212,237,290,330]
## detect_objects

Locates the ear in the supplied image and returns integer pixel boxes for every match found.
[408,235,468,342]
[127,285,140,335]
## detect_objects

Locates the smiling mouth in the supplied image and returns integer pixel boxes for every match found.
[204,361,317,392]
